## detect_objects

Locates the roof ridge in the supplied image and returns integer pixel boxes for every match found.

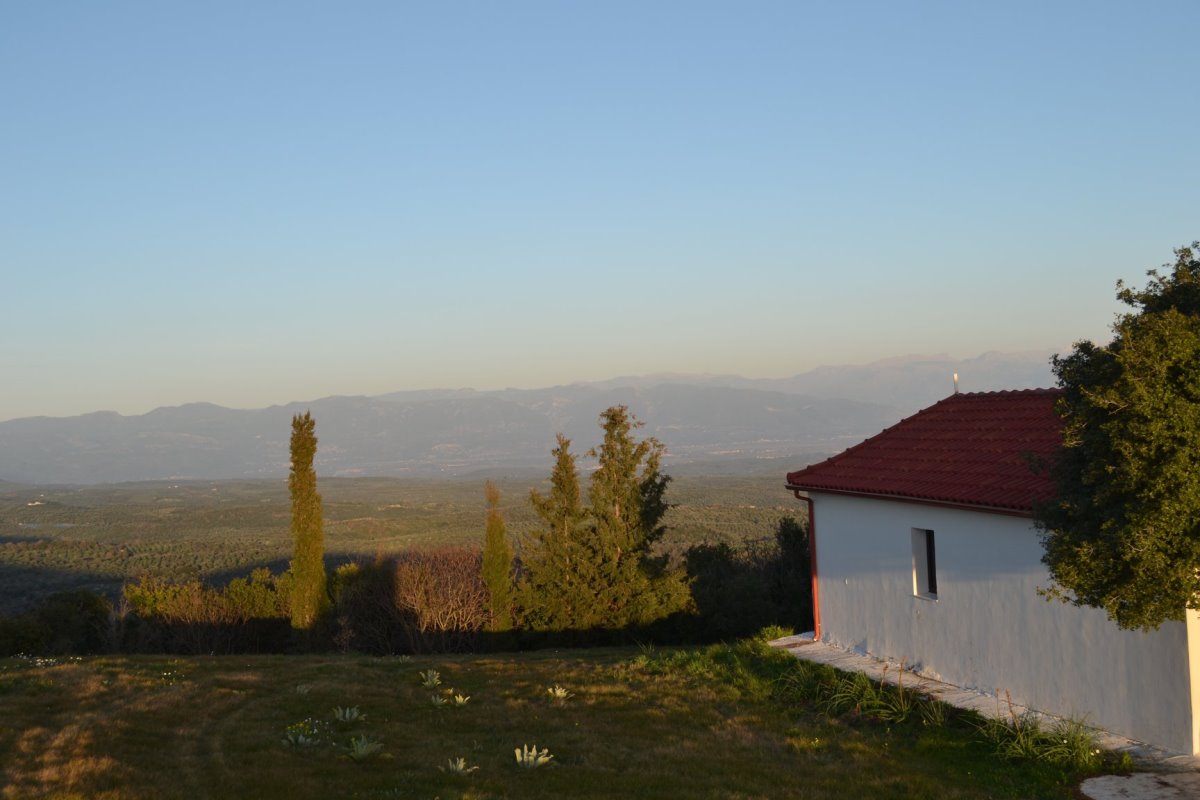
[952,387,1062,398]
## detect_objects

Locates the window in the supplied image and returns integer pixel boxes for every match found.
[912,528,937,598]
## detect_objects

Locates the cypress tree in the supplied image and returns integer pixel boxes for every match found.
[481,481,514,632]
[288,411,328,629]
[518,409,691,632]
[517,434,586,631]
[585,406,690,628]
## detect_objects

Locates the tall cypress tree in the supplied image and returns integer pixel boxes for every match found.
[517,434,586,631]
[481,481,514,632]
[288,412,328,629]
[585,406,689,628]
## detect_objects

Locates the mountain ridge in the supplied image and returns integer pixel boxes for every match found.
[0,351,1056,485]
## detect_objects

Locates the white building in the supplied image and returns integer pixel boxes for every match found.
[785,389,1200,755]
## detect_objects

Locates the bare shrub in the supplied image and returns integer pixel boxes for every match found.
[394,547,487,653]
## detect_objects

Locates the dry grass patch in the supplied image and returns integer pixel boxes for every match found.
[0,645,1109,800]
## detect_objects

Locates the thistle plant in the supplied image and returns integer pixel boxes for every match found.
[430,694,448,708]
[332,705,364,723]
[419,669,441,688]
[546,685,573,704]
[439,757,479,775]
[451,693,470,707]
[283,719,322,747]
[514,744,554,768]
[294,684,312,695]
[345,735,385,762]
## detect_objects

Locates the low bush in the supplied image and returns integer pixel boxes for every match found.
[0,613,45,656]
[0,590,113,656]
[113,547,487,655]
[331,547,487,654]
[682,516,812,641]
[120,570,292,654]
[330,557,407,654]
[393,547,487,653]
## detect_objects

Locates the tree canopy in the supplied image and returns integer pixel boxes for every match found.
[1037,243,1200,630]
[517,407,691,632]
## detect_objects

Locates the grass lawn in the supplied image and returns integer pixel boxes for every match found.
[0,641,1107,800]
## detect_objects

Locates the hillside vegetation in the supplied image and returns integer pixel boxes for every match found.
[0,474,796,615]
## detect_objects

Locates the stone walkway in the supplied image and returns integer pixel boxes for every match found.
[767,634,1200,800]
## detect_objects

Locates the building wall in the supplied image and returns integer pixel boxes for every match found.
[810,492,1194,754]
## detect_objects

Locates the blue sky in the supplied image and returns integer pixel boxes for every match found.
[2,1,1196,421]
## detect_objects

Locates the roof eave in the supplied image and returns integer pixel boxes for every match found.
[784,483,1036,519]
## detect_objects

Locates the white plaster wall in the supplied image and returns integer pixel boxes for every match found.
[811,493,1194,754]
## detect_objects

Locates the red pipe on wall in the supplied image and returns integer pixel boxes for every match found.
[793,491,820,641]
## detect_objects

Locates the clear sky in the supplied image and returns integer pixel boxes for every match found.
[2,1,1196,422]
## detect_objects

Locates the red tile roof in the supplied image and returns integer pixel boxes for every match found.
[785,389,1063,515]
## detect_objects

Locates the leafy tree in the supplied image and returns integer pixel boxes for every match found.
[288,412,328,629]
[518,408,691,631]
[481,481,514,632]
[1037,243,1200,630]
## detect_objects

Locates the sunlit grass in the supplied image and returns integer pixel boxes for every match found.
[0,645,1103,800]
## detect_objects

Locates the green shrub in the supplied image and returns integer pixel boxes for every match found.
[681,516,813,644]
[0,613,45,656]
[120,572,291,654]
[34,591,112,654]
[769,516,812,628]
[225,568,291,622]
[684,542,778,640]
[0,590,112,656]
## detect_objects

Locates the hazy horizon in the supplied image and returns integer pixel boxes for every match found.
[4,3,1194,422]
[0,347,1061,423]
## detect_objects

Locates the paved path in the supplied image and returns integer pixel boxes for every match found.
[1079,773,1200,799]
[767,634,1200,800]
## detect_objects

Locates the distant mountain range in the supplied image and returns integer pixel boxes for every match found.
[0,351,1055,485]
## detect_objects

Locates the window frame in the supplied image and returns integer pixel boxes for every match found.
[911,527,938,600]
